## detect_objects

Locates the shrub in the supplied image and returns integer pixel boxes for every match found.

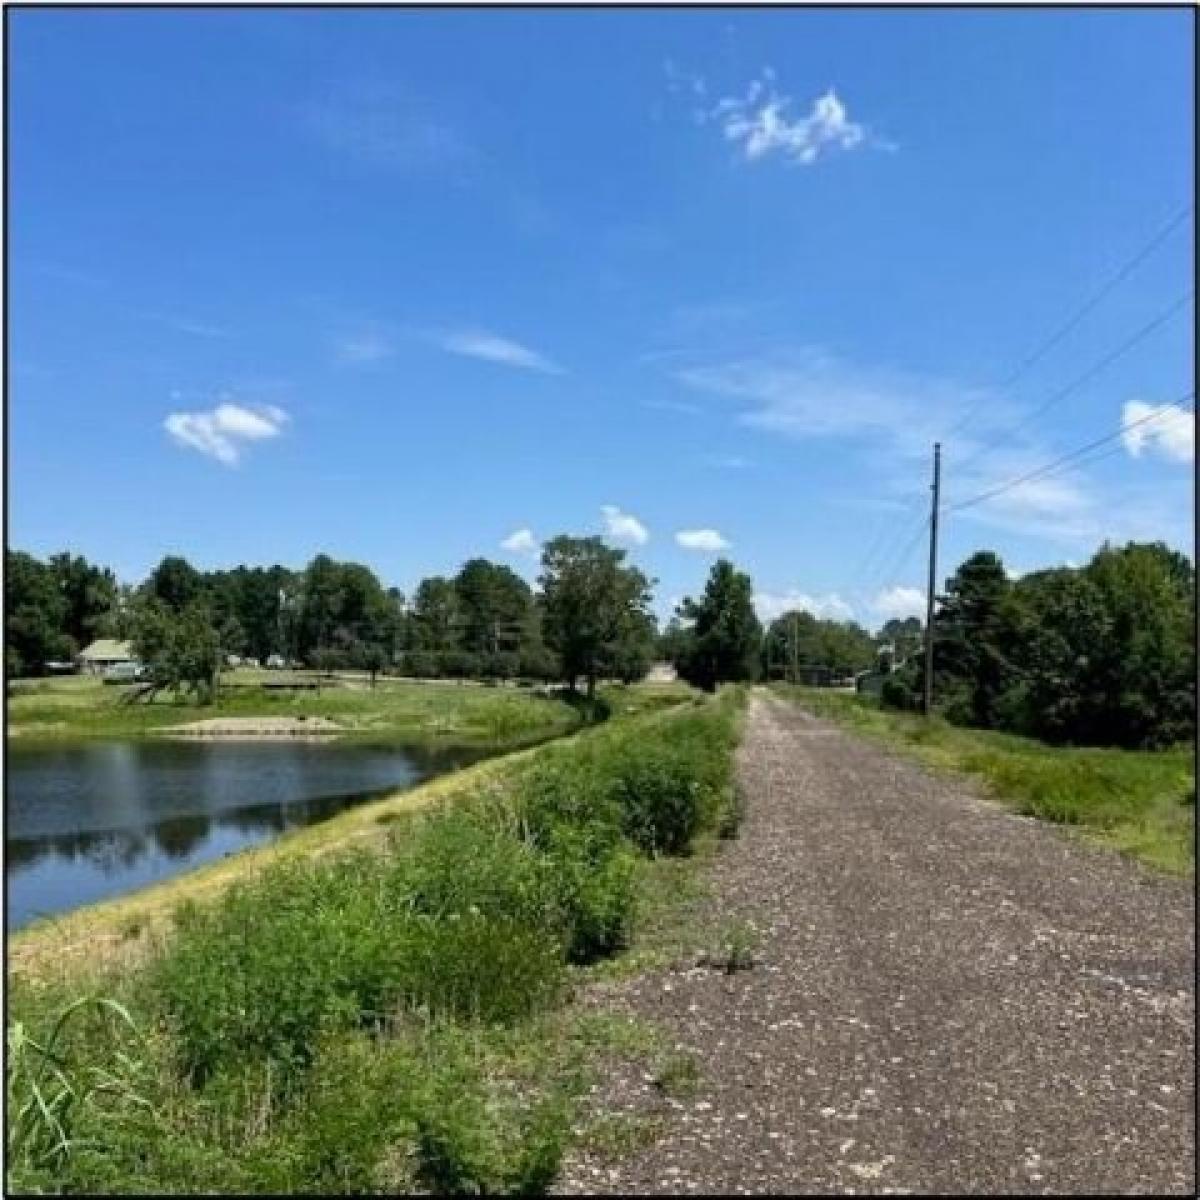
[153,828,569,1086]
[607,743,703,856]
[153,856,392,1084]
[540,825,639,963]
[244,1033,419,1194]
[10,689,748,1195]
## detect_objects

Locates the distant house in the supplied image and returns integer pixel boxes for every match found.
[77,639,138,676]
[856,670,886,698]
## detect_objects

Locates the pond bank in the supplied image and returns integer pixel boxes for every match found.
[156,715,346,738]
[8,735,550,980]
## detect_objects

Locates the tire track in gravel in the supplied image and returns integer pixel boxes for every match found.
[555,691,1194,1195]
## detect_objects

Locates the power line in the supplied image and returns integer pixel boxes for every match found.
[923,443,941,715]
[846,491,926,594]
[943,203,1193,440]
[955,288,1194,476]
[848,205,1192,614]
[866,512,930,598]
[945,392,1195,515]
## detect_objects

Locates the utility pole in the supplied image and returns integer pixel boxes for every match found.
[923,442,941,716]
[791,611,799,685]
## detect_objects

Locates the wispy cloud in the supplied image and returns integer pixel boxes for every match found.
[436,329,564,375]
[871,586,926,622]
[664,58,708,101]
[164,401,289,466]
[672,346,1127,544]
[1121,400,1194,464]
[754,590,854,623]
[335,328,394,365]
[33,264,229,339]
[601,505,649,545]
[302,82,470,172]
[501,528,540,557]
[675,347,996,460]
[675,528,730,552]
[706,71,876,166]
[155,316,229,339]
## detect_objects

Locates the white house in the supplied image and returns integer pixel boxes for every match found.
[77,639,138,676]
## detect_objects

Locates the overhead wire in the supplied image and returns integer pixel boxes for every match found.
[846,203,1193,615]
[942,202,1193,440]
[945,392,1195,515]
[954,288,1194,476]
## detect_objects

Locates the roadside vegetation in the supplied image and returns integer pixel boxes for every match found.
[774,686,1194,874]
[882,541,1195,750]
[6,687,745,1195]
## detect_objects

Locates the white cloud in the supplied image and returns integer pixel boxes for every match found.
[501,528,539,557]
[753,590,854,623]
[600,505,649,545]
[674,348,996,460]
[664,58,708,100]
[437,330,563,374]
[164,401,289,466]
[1121,400,1194,464]
[871,586,926,622]
[670,346,1190,550]
[710,76,870,166]
[675,528,731,551]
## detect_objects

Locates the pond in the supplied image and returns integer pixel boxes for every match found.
[5,738,486,931]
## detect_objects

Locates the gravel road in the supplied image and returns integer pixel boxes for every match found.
[556,691,1195,1195]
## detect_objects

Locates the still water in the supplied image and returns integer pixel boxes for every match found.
[6,738,484,930]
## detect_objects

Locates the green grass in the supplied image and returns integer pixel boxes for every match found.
[773,685,1195,875]
[6,686,747,1195]
[6,672,587,747]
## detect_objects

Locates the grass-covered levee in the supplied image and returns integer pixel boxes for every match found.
[6,685,747,1195]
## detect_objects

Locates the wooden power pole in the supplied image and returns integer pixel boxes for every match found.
[923,442,941,716]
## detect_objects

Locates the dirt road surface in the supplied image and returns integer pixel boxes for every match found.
[557,691,1194,1195]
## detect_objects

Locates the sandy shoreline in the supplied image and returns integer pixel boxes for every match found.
[156,716,346,738]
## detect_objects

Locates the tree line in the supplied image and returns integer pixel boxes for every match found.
[4,537,659,699]
[655,541,1194,750]
[659,559,897,689]
[7,537,1192,748]
[884,540,1195,749]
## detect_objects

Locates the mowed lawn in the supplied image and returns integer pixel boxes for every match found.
[6,672,592,746]
[772,686,1195,875]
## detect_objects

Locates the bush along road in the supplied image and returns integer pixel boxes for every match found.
[5,689,744,1194]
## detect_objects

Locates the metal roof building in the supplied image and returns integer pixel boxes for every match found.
[77,639,137,674]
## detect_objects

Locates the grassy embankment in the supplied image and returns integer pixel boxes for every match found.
[8,680,694,969]
[773,685,1194,875]
[7,685,746,1194]
[6,672,603,747]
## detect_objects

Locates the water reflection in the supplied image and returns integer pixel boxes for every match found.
[6,739,483,930]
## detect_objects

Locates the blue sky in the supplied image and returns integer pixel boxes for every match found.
[8,6,1194,627]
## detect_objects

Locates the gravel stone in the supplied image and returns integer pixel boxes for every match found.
[554,692,1195,1195]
